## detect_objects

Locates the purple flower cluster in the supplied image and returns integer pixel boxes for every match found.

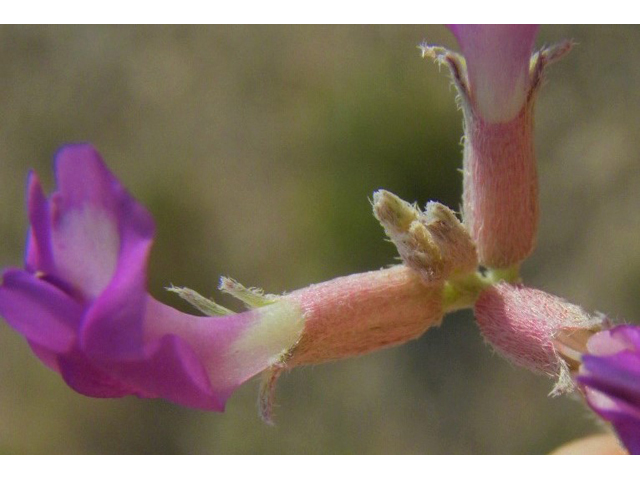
[1,26,638,455]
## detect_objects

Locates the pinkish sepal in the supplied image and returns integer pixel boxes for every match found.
[462,107,537,268]
[372,190,477,284]
[474,283,603,394]
[285,265,443,366]
[248,265,444,423]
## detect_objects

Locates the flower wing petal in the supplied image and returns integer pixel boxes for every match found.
[110,334,228,411]
[580,352,640,409]
[587,325,640,356]
[581,388,640,455]
[80,247,150,361]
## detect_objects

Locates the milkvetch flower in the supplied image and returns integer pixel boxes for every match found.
[0,144,444,415]
[578,325,640,454]
[372,189,478,285]
[0,144,304,410]
[423,25,571,269]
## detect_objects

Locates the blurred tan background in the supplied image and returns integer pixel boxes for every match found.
[0,25,638,454]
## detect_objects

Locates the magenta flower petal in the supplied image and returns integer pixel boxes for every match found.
[448,25,539,122]
[25,172,55,274]
[57,334,225,410]
[58,350,139,398]
[578,325,640,454]
[587,325,640,355]
[613,419,640,454]
[581,353,640,406]
[79,230,151,361]
[49,144,156,360]
[0,269,81,352]
[143,298,300,398]
[49,145,154,300]
[107,333,229,410]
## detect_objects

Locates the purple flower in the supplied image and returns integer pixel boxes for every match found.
[0,144,305,411]
[0,144,444,414]
[578,325,640,454]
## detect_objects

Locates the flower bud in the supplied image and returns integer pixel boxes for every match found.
[373,190,477,283]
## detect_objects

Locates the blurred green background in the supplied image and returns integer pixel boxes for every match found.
[1,25,639,454]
